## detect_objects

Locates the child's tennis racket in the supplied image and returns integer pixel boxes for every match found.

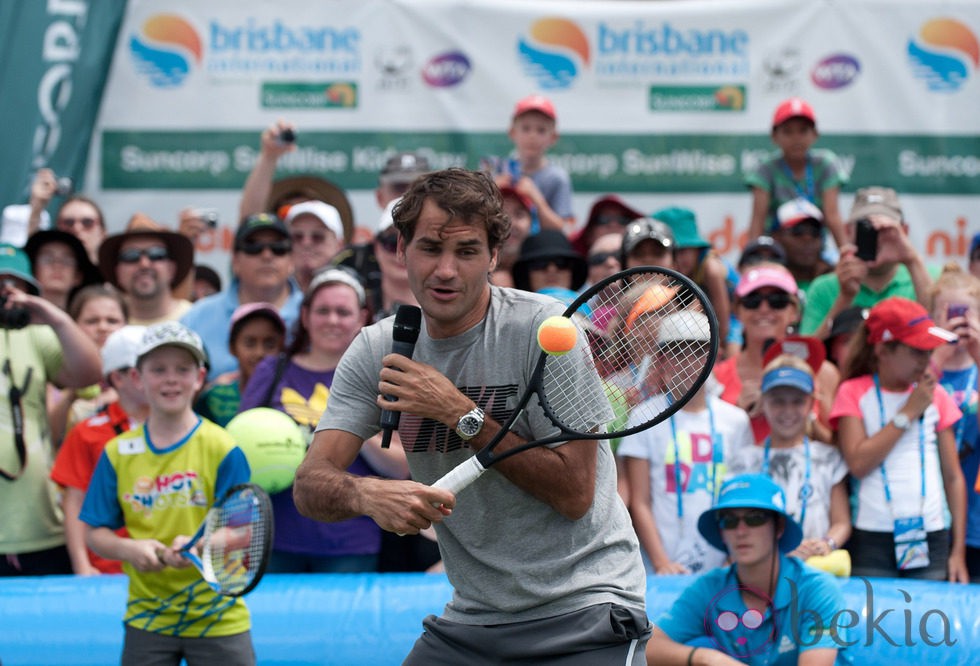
[432,266,719,497]
[180,483,273,597]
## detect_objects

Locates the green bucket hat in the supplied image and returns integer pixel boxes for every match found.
[653,207,711,249]
[0,244,41,295]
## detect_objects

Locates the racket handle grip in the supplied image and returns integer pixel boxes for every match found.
[432,456,486,496]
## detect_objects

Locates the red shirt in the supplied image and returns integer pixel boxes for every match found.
[51,402,132,574]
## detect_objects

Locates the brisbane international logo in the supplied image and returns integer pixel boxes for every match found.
[907,17,979,92]
[130,14,203,88]
[518,17,590,90]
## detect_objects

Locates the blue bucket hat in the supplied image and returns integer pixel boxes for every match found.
[0,244,41,295]
[697,474,803,554]
[652,206,711,249]
[761,366,813,395]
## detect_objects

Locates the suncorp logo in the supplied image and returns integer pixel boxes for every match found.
[129,14,202,88]
[518,17,590,90]
[907,17,979,92]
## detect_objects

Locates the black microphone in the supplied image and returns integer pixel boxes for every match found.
[379,305,422,448]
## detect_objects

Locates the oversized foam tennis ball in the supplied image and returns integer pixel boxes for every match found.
[225,408,307,494]
[537,316,578,355]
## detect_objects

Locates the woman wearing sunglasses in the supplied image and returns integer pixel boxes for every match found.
[714,263,839,444]
[647,474,849,665]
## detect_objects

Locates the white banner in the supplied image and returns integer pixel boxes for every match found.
[85,0,980,276]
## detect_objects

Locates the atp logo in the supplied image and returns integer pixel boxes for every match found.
[907,18,979,92]
[518,17,590,90]
[130,14,203,88]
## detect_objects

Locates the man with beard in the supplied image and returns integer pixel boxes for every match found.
[799,187,936,338]
[98,229,194,325]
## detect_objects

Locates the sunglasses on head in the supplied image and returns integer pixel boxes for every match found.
[376,231,399,254]
[57,217,98,231]
[528,257,572,272]
[717,510,773,530]
[240,240,291,256]
[740,291,793,310]
[587,251,620,267]
[118,246,170,264]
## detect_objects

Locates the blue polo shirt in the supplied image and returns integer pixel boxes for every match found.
[656,556,850,664]
[181,278,302,381]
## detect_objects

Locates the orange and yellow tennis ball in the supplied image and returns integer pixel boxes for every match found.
[537,316,578,355]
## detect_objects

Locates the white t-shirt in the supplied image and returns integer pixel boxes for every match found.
[618,396,753,573]
[729,439,847,540]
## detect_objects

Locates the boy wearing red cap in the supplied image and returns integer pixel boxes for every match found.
[497,94,575,233]
[745,97,848,251]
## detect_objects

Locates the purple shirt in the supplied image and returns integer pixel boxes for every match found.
[240,354,380,556]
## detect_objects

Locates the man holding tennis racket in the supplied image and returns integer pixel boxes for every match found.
[295,168,651,664]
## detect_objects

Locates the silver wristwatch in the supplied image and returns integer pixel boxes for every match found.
[455,407,485,440]
[891,412,911,431]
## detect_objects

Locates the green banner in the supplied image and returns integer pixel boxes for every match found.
[101,130,980,196]
[0,1,126,208]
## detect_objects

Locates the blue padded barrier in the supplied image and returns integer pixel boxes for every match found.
[0,573,977,665]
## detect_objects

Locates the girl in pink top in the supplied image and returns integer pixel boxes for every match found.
[831,296,968,581]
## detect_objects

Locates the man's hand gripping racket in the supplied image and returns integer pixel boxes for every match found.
[432,266,719,497]
[165,483,274,597]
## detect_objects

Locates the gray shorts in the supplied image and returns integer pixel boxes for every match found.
[403,603,651,665]
[121,624,255,666]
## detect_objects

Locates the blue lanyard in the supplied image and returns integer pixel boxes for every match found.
[951,366,977,450]
[873,375,926,510]
[668,402,719,518]
[779,156,815,202]
[762,436,811,531]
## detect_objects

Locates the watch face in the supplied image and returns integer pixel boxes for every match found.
[459,416,481,436]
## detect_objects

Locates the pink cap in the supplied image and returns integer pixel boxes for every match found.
[772,97,816,129]
[735,264,798,298]
[230,302,286,338]
[512,94,556,121]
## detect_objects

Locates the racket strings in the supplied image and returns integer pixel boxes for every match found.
[201,488,267,594]
[543,271,715,435]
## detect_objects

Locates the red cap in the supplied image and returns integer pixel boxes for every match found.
[513,94,556,121]
[865,297,957,350]
[499,185,533,212]
[772,97,816,129]
[763,335,826,375]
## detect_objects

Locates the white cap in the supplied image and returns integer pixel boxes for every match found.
[776,198,824,228]
[657,311,712,344]
[306,267,366,306]
[101,325,147,376]
[137,322,207,366]
[284,201,344,240]
[377,197,400,234]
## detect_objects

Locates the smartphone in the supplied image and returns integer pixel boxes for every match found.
[278,128,296,144]
[193,208,219,228]
[854,218,878,262]
[947,303,968,321]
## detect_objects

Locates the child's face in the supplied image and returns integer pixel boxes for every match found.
[673,248,701,276]
[509,112,557,161]
[761,386,812,441]
[136,346,205,416]
[231,316,284,378]
[772,118,817,162]
[877,342,932,385]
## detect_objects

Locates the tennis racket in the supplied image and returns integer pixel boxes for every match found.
[432,266,719,497]
[180,483,273,597]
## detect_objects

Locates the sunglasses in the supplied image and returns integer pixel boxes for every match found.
[240,240,291,256]
[57,217,99,231]
[291,230,327,245]
[717,510,773,530]
[740,292,793,310]
[594,214,633,227]
[376,231,399,254]
[587,251,620,267]
[528,257,573,272]
[118,246,170,263]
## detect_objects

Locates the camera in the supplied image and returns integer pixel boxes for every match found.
[194,208,219,228]
[854,218,878,262]
[54,176,73,197]
[0,293,31,330]
[278,128,296,144]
